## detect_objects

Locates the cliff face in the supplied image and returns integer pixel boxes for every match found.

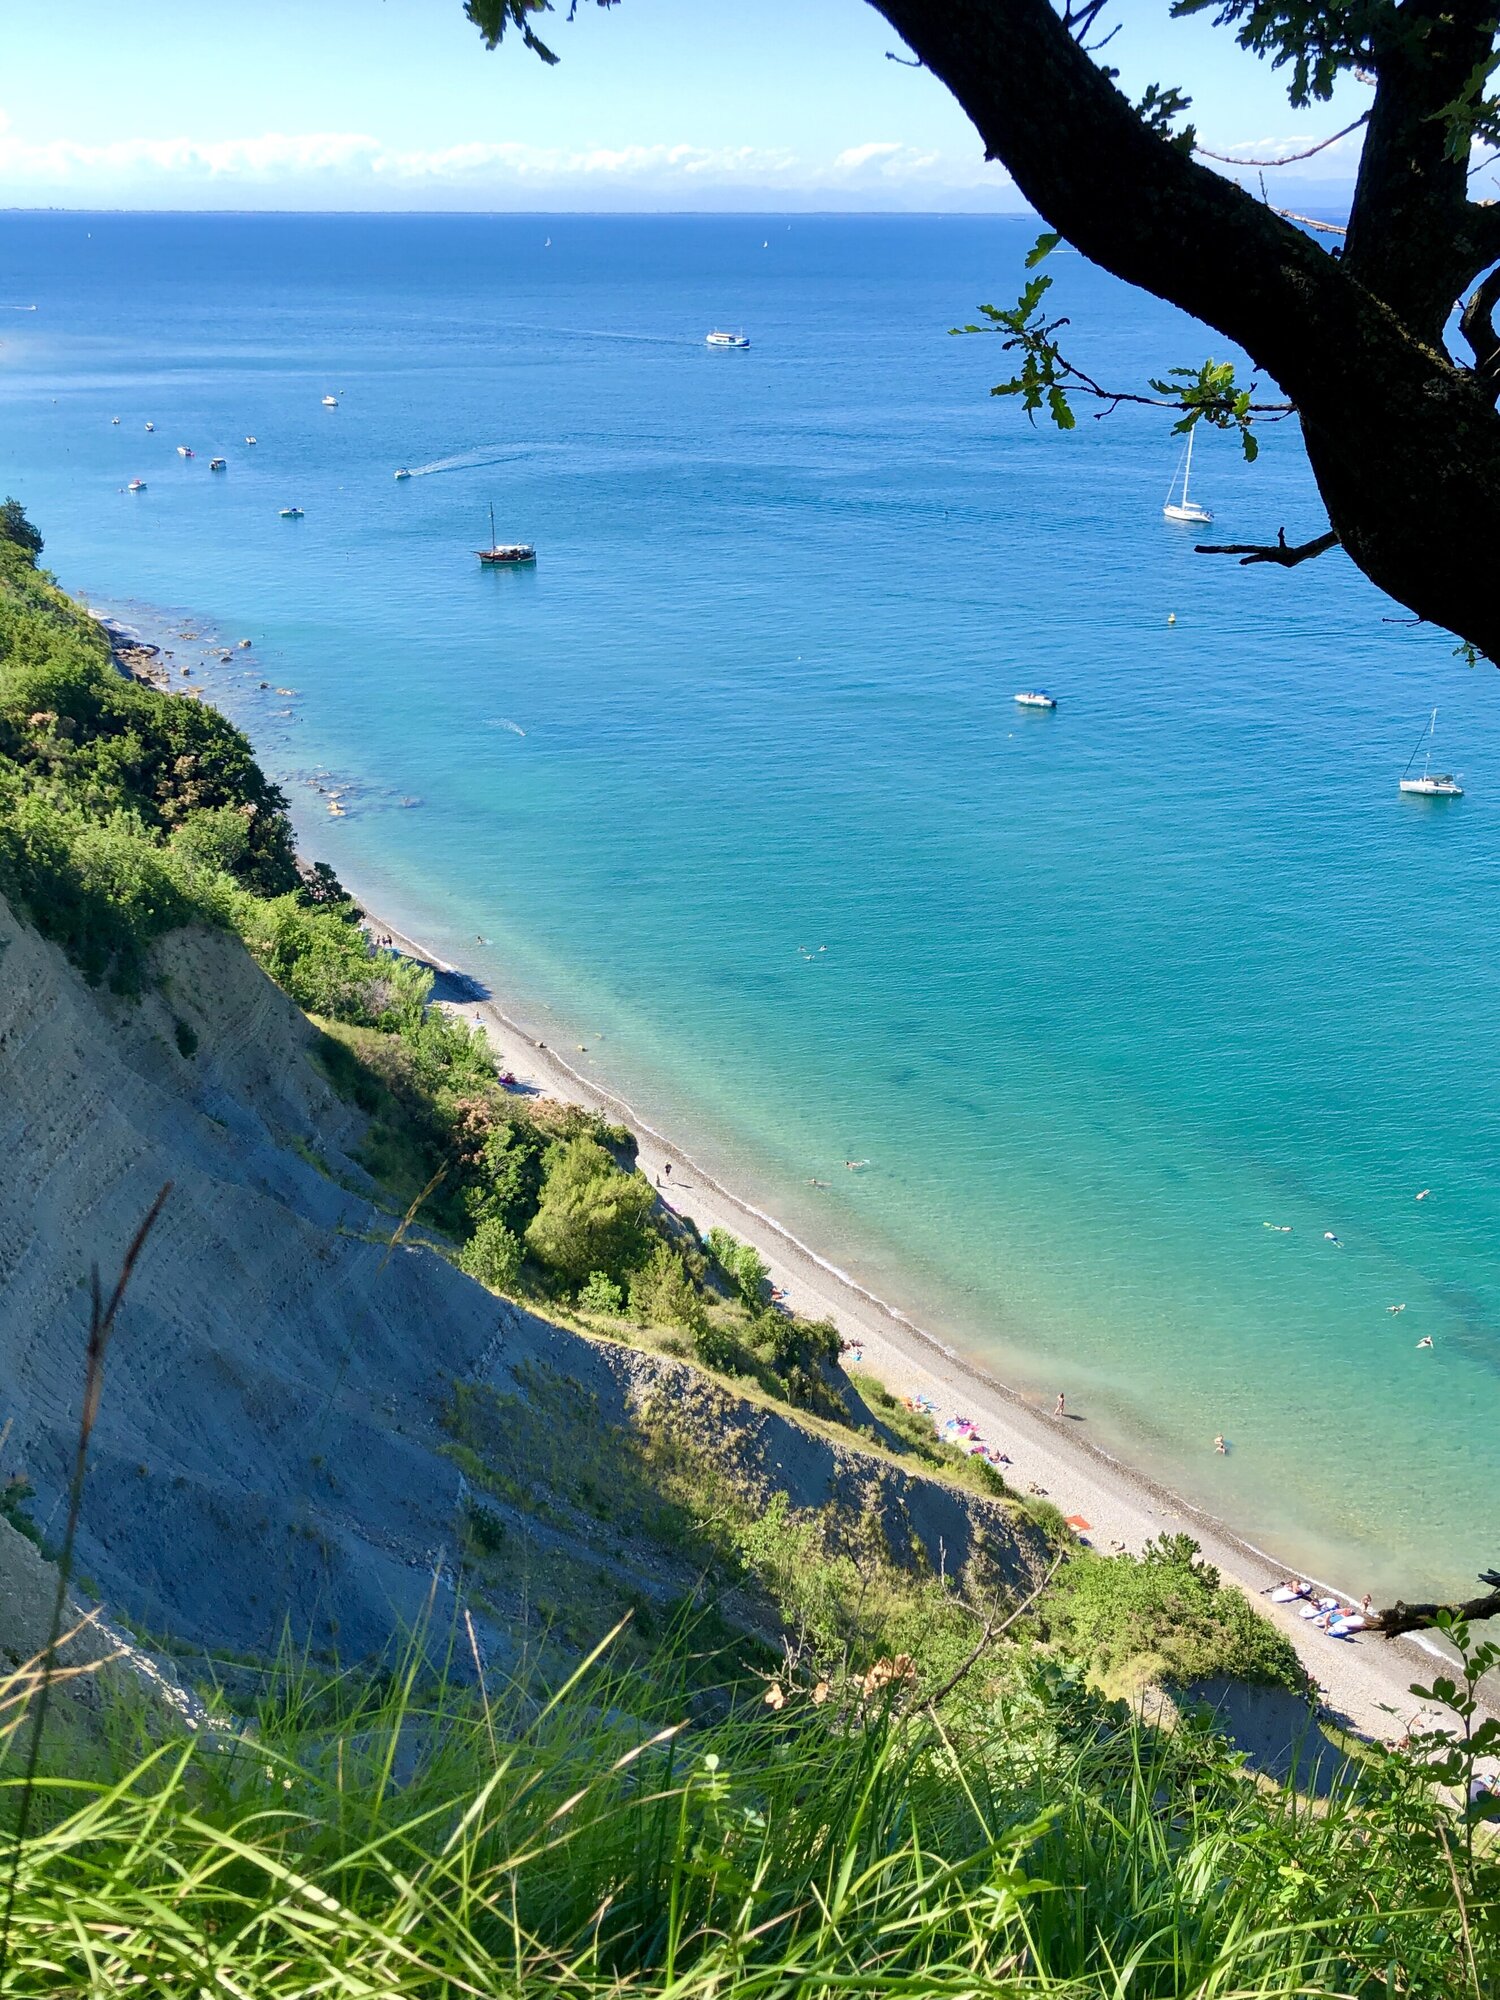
[0,894,1049,1669]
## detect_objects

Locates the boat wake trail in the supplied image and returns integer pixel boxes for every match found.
[484,718,527,736]
[406,445,561,478]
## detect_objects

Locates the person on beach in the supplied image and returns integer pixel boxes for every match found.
[1053,1392,1066,1418]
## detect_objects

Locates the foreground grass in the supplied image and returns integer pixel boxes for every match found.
[0,1618,1491,1998]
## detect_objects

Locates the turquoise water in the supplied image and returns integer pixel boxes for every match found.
[3,212,1495,1599]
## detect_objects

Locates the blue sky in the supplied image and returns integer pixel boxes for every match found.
[0,0,1373,210]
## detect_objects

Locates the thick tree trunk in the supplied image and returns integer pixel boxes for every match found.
[868,0,1500,660]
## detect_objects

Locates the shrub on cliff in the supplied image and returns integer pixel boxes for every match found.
[1045,1532,1307,1696]
[629,1242,709,1336]
[460,1217,522,1294]
[525,1134,655,1287]
[0,497,42,564]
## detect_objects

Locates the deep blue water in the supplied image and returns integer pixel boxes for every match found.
[2,210,1495,1597]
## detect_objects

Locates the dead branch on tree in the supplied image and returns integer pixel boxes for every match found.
[1195,527,1340,567]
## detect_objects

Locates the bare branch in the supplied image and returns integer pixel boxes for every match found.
[1372,1585,1500,1638]
[1195,528,1340,567]
[1196,114,1367,169]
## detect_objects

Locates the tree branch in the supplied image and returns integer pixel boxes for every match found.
[1371,1585,1500,1639]
[1196,115,1367,169]
[1461,264,1500,398]
[1195,527,1340,567]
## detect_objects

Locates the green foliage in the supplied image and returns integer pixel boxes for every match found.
[460,1216,522,1293]
[705,1226,769,1307]
[629,1241,709,1336]
[1046,1532,1308,1695]
[1150,356,1261,460]
[0,1474,42,1550]
[577,1269,625,1315]
[0,498,43,563]
[526,1134,656,1287]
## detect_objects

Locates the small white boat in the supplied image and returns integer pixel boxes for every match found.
[1163,427,1213,525]
[321,395,338,408]
[110,417,120,426]
[176,445,194,458]
[706,329,750,349]
[279,506,304,519]
[126,479,146,493]
[1014,690,1057,710]
[209,457,226,471]
[244,435,258,445]
[1400,707,1463,796]
[144,422,155,432]
[394,467,412,480]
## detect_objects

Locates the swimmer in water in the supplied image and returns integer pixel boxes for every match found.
[1387,1303,1406,1315]
[844,1160,869,1171]
[1324,1232,1342,1246]
[1214,1435,1227,1454]
[1416,1188,1432,1201]
[1416,1335,1434,1349]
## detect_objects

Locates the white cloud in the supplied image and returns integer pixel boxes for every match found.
[0,121,1011,201]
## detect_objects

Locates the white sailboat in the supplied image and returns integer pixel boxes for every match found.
[1163,428,1213,525]
[1400,707,1463,796]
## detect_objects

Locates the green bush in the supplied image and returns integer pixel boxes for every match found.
[525,1135,656,1287]
[578,1270,625,1315]
[628,1242,709,1335]
[0,497,42,563]
[460,1218,522,1293]
[1046,1533,1308,1695]
[707,1226,770,1307]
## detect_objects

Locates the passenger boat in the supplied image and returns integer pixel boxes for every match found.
[1014,690,1057,710]
[475,502,536,565]
[705,329,750,349]
[1400,708,1463,796]
[209,457,226,471]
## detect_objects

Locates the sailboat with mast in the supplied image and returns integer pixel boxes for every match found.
[475,502,536,567]
[1162,427,1213,525]
[1399,707,1463,796]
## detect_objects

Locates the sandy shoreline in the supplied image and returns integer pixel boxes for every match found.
[359,906,1477,1751]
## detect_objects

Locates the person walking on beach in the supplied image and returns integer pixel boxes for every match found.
[1053,1391,1066,1418]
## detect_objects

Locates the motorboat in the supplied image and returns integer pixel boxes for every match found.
[321,395,338,408]
[1014,690,1058,710]
[244,435,258,445]
[176,445,194,458]
[145,422,155,432]
[394,467,413,480]
[279,506,304,519]
[706,330,750,349]
[475,501,536,565]
[1400,708,1463,796]
[1163,426,1212,524]
[110,417,120,426]
[126,479,146,493]
[209,457,226,471]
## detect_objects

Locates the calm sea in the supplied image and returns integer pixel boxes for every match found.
[2,211,1494,1598]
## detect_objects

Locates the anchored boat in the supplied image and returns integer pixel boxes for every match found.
[1163,427,1212,525]
[475,502,536,566]
[1400,707,1463,796]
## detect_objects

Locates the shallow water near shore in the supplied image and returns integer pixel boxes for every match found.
[3,210,1497,1600]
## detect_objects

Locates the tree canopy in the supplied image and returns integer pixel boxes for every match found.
[470,1,1500,663]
